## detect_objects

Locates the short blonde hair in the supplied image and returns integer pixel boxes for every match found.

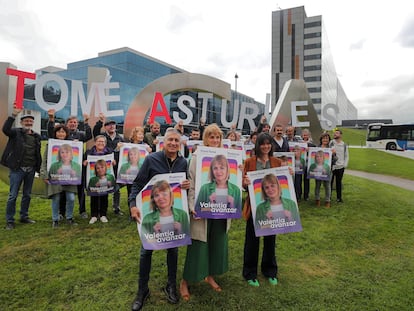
[202,123,223,147]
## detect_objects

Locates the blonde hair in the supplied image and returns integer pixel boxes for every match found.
[202,123,223,147]
[261,174,281,201]
[129,126,144,143]
[208,154,230,182]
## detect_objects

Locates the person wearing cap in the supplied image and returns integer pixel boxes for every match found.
[93,113,125,215]
[1,105,42,230]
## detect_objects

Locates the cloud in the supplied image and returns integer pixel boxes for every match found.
[349,39,367,50]
[395,15,414,48]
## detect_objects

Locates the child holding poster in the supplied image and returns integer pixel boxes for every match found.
[84,135,115,224]
[195,154,241,218]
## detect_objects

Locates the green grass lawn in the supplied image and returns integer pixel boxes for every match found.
[348,148,414,180]
[1,173,414,310]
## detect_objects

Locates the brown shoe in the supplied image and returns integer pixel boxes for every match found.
[315,200,320,207]
[325,201,331,208]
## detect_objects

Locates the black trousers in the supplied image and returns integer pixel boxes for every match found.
[242,216,278,280]
[331,168,345,200]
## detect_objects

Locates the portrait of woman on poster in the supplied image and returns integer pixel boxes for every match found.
[49,143,81,180]
[88,159,116,188]
[255,173,298,229]
[119,147,140,180]
[195,154,241,214]
[309,150,331,177]
[141,180,189,237]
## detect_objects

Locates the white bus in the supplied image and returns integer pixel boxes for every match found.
[366,123,414,150]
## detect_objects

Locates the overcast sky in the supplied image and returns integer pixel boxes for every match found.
[1,0,414,123]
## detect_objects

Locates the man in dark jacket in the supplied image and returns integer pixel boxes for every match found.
[129,128,190,311]
[1,106,42,230]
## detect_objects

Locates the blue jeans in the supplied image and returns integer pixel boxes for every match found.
[6,168,36,223]
[138,246,178,293]
[51,192,75,221]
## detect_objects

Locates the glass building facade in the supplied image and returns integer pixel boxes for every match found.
[21,47,263,136]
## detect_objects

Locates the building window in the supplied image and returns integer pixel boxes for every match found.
[304,65,322,71]
[304,21,322,28]
[312,98,322,104]
[304,54,321,60]
[304,32,321,39]
[308,87,322,93]
[304,43,322,50]
[304,76,321,82]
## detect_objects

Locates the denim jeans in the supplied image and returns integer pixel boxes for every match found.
[6,167,36,223]
[138,246,178,293]
[51,191,75,221]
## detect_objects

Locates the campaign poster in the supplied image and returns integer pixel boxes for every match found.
[185,139,203,162]
[117,143,149,184]
[136,172,191,251]
[274,152,295,171]
[86,154,116,196]
[307,147,332,181]
[288,142,308,174]
[155,136,165,152]
[247,166,302,236]
[244,144,255,160]
[47,139,83,185]
[194,146,243,219]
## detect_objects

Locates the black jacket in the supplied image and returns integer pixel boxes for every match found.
[128,150,188,208]
[1,117,42,172]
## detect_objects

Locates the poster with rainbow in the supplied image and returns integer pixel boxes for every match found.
[274,152,295,172]
[194,146,243,219]
[117,143,149,184]
[46,139,83,185]
[307,147,332,181]
[288,142,308,174]
[247,166,302,236]
[86,154,115,196]
[136,172,191,250]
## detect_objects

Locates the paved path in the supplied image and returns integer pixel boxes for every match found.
[346,170,414,192]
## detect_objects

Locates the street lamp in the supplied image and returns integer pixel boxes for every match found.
[234,73,238,95]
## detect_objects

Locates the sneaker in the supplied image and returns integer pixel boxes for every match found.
[89,217,98,224]
[337,198,343,203]
[52,221,59,228]
[114,207,124,216]
[100,216,109,223]
[66,219,78,226]
[80,212,88,219]
[20,217,36,224]
[5,222,15,230]
[247,279,260,287]
[268,277,278,285]
[58,214,64,221]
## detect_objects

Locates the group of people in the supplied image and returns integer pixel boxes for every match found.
[253,117,349,208]
[2,106,348,311]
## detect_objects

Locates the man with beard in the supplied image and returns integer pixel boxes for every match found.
[1,106,42,230]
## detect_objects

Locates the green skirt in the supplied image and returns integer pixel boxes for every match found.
[183,219,228,283]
